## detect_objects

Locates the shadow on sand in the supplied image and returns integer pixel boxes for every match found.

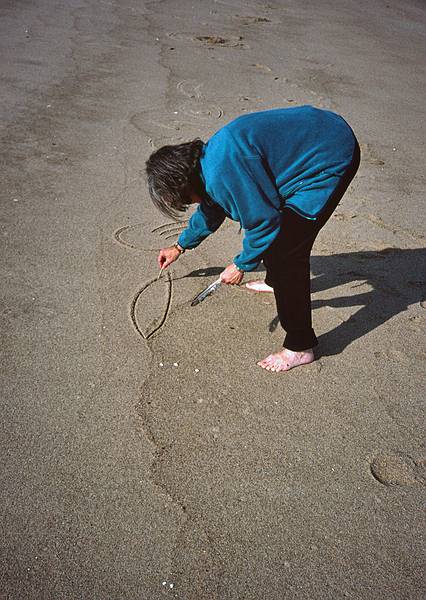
[182,248,425,357]
[271,247,425,356]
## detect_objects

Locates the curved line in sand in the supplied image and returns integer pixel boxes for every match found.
[130,272,173,341]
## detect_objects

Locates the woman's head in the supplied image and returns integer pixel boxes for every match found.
[145,139,205,219]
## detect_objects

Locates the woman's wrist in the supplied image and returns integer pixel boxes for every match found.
[173,242,186,254]
[233,263,244,272]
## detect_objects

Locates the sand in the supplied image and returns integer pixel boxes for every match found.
[1,0,425,598]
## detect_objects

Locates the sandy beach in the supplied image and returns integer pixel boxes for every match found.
[1,0,425,598]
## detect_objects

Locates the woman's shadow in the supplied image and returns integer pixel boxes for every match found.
[269,247,426,356]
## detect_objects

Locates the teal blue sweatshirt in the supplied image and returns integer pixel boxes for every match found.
[177,105,357,271]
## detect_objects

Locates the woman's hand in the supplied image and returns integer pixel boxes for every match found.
[220,263,244,285]
[158,245,181,270]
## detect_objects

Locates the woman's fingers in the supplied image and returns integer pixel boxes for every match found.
[160,256,172,269]
[220,268,244,285]
[157,245,181,270]
[158,252,167,269]
[220,263,239,284]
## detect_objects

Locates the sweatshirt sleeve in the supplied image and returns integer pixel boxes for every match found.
[234,211,282,271]
[211,154,282,272]
[177,200,226,250]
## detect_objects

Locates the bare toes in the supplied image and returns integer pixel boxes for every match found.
[277,362,287,372]
[258,354,282,371]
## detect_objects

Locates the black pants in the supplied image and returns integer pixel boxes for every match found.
[263,142,361,351]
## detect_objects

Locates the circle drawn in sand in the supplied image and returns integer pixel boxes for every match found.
[114,221,188,251]
[178,102,223,121]
[176,79,203,99]
[175,80,224,121]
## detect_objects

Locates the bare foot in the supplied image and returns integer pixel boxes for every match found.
[245,280,274,293]
[257,348,314,372]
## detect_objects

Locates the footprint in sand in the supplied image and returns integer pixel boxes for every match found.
[359,142,386,166]
[370,453,425,487]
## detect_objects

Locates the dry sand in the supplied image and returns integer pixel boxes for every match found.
[1,0,425,598]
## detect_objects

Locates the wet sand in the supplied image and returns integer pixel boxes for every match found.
[1,0,425,598]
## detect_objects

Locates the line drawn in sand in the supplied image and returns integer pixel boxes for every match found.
[176,79,204,100]
[124,71,227,341]
[152,221,189,234]
[114,220,188,251]
[114,221,188,340]
[231,15,272,25]
[129,79,224,148]
[131,271,173,340]
[168,31,248,49]
[175,79,224,121]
